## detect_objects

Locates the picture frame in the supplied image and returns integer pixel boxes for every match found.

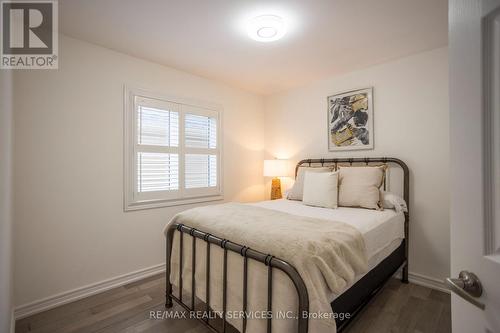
[327,87,374,151]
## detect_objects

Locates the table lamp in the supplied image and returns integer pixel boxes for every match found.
[264,159,291,200]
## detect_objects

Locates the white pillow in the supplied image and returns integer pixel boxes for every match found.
[381,191,408,213]
[287,166,332,201]
[302,171,339,209]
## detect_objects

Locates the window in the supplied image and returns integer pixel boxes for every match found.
[124,87,222,210]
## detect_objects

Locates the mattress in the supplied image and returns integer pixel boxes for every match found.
[250,199,405,298]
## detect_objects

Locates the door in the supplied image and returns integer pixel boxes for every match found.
[449,0,500,332]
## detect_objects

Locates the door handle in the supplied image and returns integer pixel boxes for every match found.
[445,271,485,310]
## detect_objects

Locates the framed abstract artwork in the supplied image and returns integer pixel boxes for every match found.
[327,87,374,151]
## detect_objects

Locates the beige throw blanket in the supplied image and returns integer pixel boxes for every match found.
[164,203,367,333]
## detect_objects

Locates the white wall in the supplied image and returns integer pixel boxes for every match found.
[264,47,450,282]
[13,35,266,307]
[0,69,14,332]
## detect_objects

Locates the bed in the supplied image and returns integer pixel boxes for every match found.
[164,157,409,333]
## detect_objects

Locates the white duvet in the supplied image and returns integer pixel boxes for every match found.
[251,199,405,262]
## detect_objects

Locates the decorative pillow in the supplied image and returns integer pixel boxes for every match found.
[338,165,386,209]
[303,171,339,209]
[381,191,408,213]
[287,166,332,201]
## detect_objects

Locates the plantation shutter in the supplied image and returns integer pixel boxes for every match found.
[126,90,222,210]
[134,98,181,200]
[184,113,218,189]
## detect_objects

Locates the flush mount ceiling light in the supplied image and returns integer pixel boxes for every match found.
[247,15,286,42]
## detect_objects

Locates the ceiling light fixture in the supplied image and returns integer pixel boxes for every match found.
[247,15,286,42]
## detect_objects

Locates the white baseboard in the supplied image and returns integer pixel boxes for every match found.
[408,272,450,293]
[11,309,15,333]
[14,263,166,320]
[394,269,450,294]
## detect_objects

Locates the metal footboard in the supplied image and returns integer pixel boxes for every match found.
[165,223,310,333]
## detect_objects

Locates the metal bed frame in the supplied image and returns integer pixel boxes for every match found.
[165,157,409,333]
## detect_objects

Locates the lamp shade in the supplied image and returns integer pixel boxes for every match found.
[263,159,291,177]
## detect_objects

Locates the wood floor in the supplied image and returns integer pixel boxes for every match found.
[16,274,451,333]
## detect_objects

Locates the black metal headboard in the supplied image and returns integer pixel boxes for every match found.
[295,157,409,210]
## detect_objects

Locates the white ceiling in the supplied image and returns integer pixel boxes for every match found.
[60,0,448,95]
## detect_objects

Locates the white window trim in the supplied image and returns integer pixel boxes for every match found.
[124,85,224,211]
